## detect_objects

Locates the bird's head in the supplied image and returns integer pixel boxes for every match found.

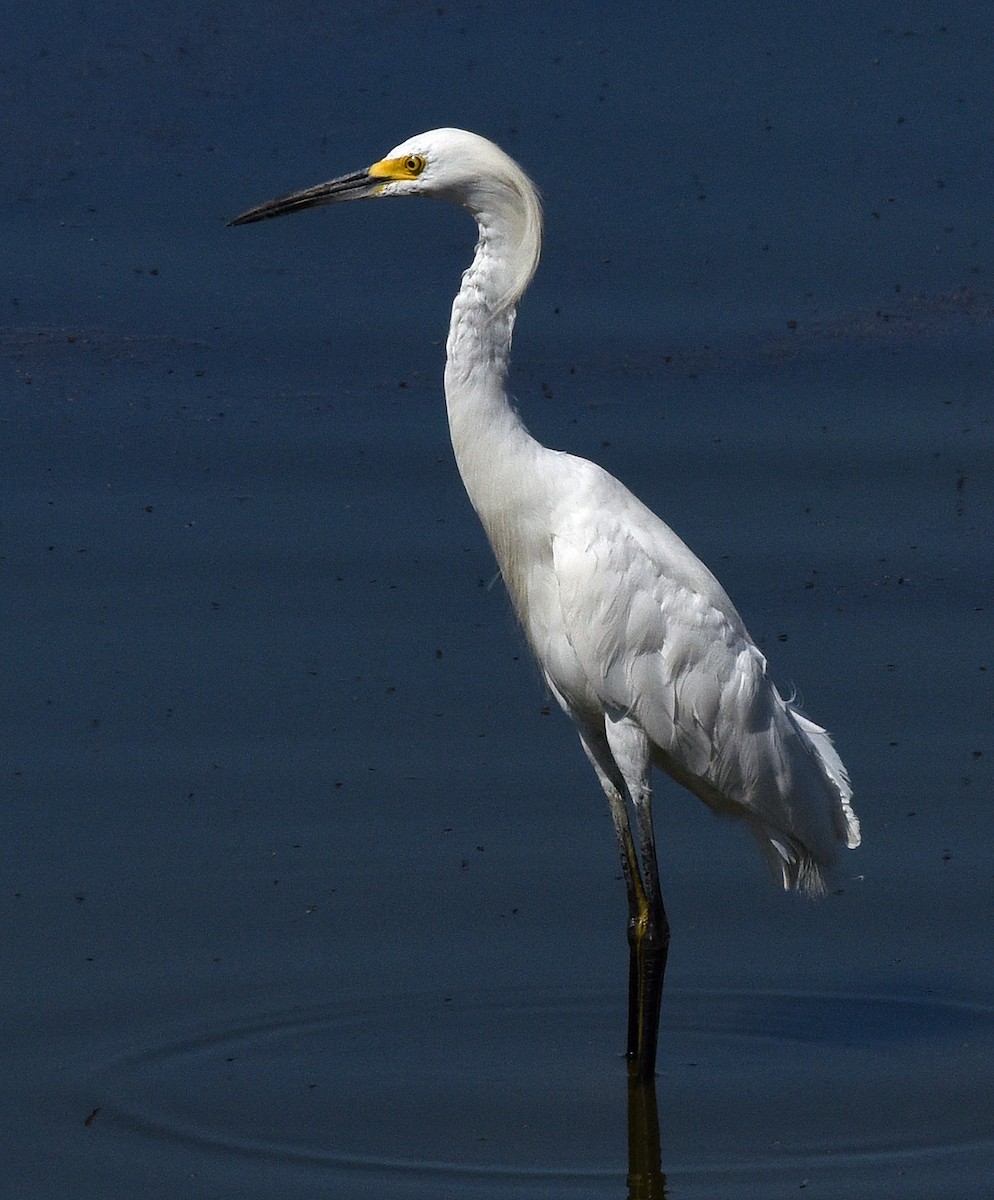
[229,128,538,225]
[229,128,543,313]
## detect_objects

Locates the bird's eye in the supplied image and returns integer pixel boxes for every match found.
[404,154,427,176]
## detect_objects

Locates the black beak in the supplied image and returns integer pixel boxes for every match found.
[228,169,379,226]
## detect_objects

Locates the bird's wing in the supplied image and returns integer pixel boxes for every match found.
[541,459,854,878]
[547,486,750,778]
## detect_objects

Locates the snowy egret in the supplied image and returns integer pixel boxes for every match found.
[230,128,860,1080]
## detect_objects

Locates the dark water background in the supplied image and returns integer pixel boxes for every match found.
[3,3,992,1196]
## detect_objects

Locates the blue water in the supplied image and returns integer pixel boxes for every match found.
[3,3,992,1196]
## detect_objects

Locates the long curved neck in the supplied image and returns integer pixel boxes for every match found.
[444,241,525,467]
[443,184,544,547]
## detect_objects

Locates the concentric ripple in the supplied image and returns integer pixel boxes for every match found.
[91,989,994,1193]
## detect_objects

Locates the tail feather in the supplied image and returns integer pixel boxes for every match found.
[753,826,830,898]
[747,706,859,897]
[790,708,861,850]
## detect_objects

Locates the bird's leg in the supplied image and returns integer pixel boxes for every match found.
[627,783,669,1081]
[604,718,669,1081]
[580,721,668,1079]
[605,792,656,1069]
[626,1071,665,1200]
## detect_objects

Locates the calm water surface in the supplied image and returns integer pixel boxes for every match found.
[3,3,992,1197]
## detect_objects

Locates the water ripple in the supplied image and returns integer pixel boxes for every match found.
[89,988,994,1193]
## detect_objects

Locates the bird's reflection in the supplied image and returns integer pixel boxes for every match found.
[626,1071,666,1199]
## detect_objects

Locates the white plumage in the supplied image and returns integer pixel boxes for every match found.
[230,127,860,1079]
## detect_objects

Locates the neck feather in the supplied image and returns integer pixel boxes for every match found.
[444,166,542,452]
[443,176,545,574]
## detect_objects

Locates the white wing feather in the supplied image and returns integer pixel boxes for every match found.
[517,454,859,895]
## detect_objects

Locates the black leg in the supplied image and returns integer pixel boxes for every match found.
[626,1071,666,1199]
[628,784,669,1080]
[627,892,669,1080]
[578,721,668,1079]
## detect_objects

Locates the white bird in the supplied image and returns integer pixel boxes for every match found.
[230,128,861,1080]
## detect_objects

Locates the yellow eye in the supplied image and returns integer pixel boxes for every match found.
[369,153,428,181]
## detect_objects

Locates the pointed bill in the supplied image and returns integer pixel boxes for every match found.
[227,169,381,226]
